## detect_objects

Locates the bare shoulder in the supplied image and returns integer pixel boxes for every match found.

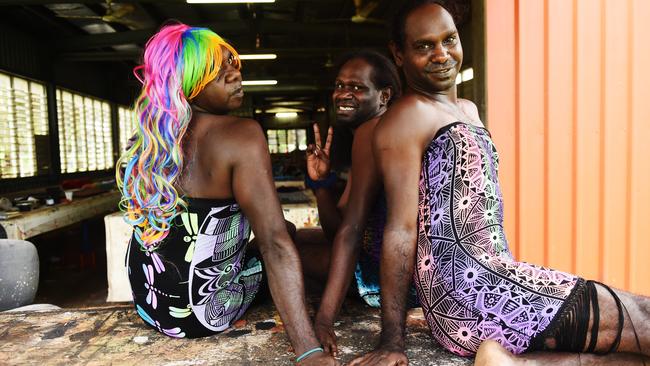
[355,116,381,141]
[226,117,265,139]
[351,117,380,162]
[213,117,266,147]
[195,115,267,161]
[374,95,439,148]
[228,118,268,159]
[458,98,482,123]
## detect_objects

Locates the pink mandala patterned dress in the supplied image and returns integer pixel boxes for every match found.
[416,122,585,356]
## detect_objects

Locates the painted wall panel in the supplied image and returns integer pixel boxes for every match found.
[546,0,575,273]
[486,0,650,295]
[601,0,630,289]
[629,0,650,295]
[517,0,545,266]
[486,0,519,257]
[573,0,602,281]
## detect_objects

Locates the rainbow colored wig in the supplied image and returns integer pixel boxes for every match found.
[116,23,240,249]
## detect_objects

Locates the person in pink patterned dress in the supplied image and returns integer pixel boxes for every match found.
[348,1,650,365]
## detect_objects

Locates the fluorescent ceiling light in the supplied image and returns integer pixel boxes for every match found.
[265,107,301,114]
[455,73,462,85]
[242,80,278,86]
[188,0,274,3]
[269,101,305,106]
[239,54,277,60]
[275,112,298,118]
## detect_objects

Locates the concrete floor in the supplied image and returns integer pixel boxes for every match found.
[14,221,472,365]
[0,297,473,365]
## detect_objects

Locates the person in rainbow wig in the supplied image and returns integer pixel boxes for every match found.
[116,23,338,365]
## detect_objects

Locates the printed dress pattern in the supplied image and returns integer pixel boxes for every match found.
[127,198,262,338]
[416,122,580,355]
[189,205,261,332]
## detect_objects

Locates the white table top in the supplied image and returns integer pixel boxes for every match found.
[0,190,120,240]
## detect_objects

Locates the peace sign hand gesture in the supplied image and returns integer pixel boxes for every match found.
[306,123,334,181]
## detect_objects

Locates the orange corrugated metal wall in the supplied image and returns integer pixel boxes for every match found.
[485,0,650,295]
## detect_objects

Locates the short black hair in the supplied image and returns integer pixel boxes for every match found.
[335,49,402,105]
[392,0,453,50]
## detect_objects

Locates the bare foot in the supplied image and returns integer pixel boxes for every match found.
[474,340,519,366]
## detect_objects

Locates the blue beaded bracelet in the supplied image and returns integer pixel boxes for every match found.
[304,172,337,190]
[295,347,324,363]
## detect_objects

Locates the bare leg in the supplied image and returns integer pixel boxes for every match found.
[588,286,650,356]
[475,285,650,366]
[253,224,334,295]
[294,228,332,294]
[475,340,648,366]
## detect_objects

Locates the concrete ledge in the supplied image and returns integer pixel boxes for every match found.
[0,298,472,365]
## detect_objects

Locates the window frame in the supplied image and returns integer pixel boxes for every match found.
[0,70,119,194]
[266,128,308,154]
[55,86,114,174]
[0,71,50,180]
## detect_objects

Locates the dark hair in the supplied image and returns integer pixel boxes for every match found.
[392,0,453,50]
[335,49,402,105]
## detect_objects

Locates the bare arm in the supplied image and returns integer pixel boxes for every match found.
[314,119,381,353]
[313,186,343,241]
[374,116,422,351]
[315,170,352,240]
[349,99,431,366]
[306,124,342,240]
[350,97,480,364]
[232,121,336,365]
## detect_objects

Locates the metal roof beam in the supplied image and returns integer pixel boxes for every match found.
[55,20,386,50]
[58,47,384,61]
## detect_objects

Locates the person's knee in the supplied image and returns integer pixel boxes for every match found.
[293,228,328,249]
[292,228,332,280]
